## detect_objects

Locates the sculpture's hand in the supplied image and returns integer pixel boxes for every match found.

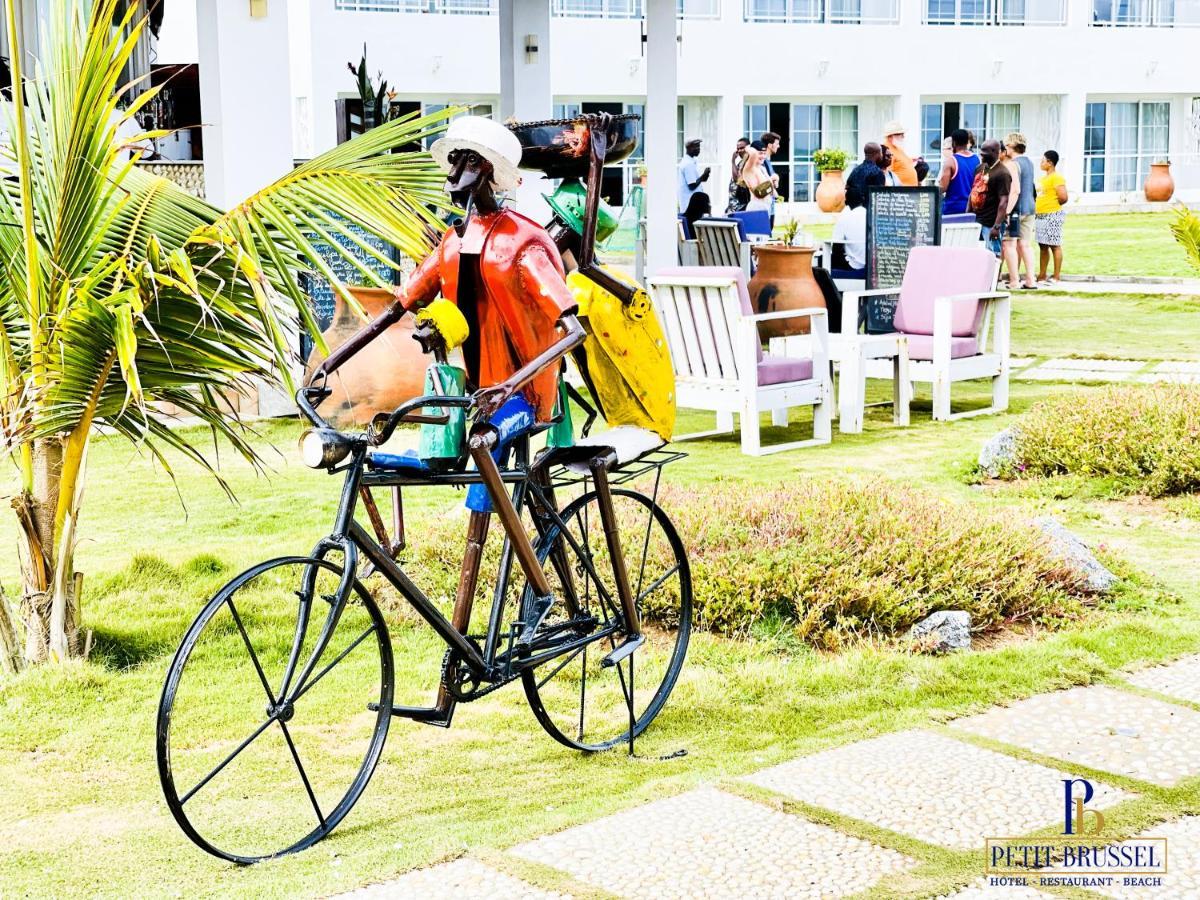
[472,382,514,421]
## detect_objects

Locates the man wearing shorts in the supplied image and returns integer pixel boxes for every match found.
[974,139,1014,260]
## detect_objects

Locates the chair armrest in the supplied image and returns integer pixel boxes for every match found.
[935,290,1010,304]
[742,307,828,324]
[841,287,899,335]
[843,287,902,301]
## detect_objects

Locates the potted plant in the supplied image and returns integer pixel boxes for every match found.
[749,218,825,339]
[1144,158,1175,203]
[813,147,850,213]
[636,163,648,186]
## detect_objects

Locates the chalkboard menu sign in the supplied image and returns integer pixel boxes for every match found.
[864,186,942,333]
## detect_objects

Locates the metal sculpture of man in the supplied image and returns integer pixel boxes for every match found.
[314,116,593,653]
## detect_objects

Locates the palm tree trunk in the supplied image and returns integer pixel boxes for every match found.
[15,436,83,664]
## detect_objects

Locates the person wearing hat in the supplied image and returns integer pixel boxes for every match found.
[677,137,710,212]
[882,120,919,187]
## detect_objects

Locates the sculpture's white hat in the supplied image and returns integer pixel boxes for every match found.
[430,116,523,192]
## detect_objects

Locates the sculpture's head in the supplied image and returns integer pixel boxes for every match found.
[431,116,523,210]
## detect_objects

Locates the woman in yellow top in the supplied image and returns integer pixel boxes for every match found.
[1035,149,1069,284]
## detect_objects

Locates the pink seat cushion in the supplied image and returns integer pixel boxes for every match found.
[904,334,979,361]
[758,354,814,386]
[653,265,761,361]
[893,246,996,338]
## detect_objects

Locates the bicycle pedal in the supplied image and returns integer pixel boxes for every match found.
[601,633,644,668]
[515,594,554,649]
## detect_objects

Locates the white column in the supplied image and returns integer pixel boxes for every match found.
[1059,91,1088,195]
[892,93,923,148]
[499,0,553,220]
[196,0,294,210]
[716,91,745,214]
[645,0,679,276]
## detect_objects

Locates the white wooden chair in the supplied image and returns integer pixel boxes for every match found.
[842,246,1011,421]
[941,222,983,247]
[647,267,832,455]
[678,219,699,266]
[694,219,752,280]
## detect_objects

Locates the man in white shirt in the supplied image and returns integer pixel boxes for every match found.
[832,204,867,271]
[677,138,710,212]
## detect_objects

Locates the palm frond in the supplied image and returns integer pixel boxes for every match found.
[1170,204,1200,276]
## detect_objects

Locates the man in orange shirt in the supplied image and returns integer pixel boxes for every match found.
[882,120,919,187]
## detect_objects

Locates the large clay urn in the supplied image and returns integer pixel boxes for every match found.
[815,169,846,213]
[748,245,826,339]
[304,286,428,428]
[1143,162,1174,202]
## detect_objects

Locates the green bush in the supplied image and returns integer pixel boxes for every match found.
[1006,385,1200,497]
[659,479,1096,648]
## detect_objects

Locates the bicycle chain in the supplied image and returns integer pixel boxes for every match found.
[440,643,515,703]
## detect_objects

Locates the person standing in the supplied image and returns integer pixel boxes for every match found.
[759,131,782,227]
[1006,133,1038,289]
[938,128,980,215]
[996,142,1023,290]
[845,142,883,209]
[974,140,1014,267]
[880,145,900,186]
[1035,149,1069,285]
[726,136,750,213]
[741,143,773,212]
[677,138,710,213]
[882,120,919,186]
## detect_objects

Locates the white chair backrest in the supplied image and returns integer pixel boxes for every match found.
[648,274,744,385]
[942,222,982,247]
[694,220,743,269]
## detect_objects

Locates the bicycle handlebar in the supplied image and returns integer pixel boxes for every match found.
[367,394,473,447]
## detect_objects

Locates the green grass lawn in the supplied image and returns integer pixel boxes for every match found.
[3,276,1200,897]
[1011,291,1200,360]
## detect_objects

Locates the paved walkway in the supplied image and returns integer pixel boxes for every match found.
[1013,357,1200,385]
[343,654,1200,899]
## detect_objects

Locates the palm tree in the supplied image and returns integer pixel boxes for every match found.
[1172,205,1200,275]
[0,0,455,669]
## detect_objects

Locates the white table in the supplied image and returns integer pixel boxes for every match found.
[769,332,910,434]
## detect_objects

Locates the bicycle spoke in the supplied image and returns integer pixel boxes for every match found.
[634,500,656,600]
[537,644,586,691]
[277,720,326,830]
[578,644,587,741]
[180,714,277,805]
[637,564,681,606]
[291,625,376,704]
[227,598,277,706]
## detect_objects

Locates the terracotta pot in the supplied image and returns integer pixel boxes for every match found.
[1143,162,1174,202]
[815,169,846,213]
[748,245,826,339]
[304,286,429,428]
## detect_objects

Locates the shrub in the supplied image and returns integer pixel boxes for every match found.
[660,479,1096,648]
[812,147,849,173]
[1005,385,1200,497]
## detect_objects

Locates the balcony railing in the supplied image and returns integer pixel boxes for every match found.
[743,0,900,24]
[1091,0,1200,25]
[924,0,1066,24]
[334,0,496,13]
[551,0,721,17]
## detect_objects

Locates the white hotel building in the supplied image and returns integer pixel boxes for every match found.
[141,0,1200,223]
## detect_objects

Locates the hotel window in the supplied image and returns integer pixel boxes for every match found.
[744,102,859,202]
[1083,101,1170,192]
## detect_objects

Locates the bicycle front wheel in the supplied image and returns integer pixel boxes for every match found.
[157,556,393,863]
[522,488,692,752]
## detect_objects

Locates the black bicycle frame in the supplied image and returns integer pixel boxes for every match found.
[285,441,624,729]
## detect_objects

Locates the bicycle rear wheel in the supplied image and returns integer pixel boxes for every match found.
[157,556,393,863]
[522,488,691,751]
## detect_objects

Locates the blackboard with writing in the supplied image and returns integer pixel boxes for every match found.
[864,186,942,333]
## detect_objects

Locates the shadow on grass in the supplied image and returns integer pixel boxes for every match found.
[86,553,231,671]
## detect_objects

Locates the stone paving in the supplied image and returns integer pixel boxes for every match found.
[1128,655,1200,705]
[511,787,916,899]
[354,657,1200,899]
[339,857,569,899]
[952,684,1200,786]
[743,730,1127,850]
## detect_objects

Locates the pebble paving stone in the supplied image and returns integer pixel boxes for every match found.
[337,857,570,899]
[510,787,915,899]
[1018,367,1132,383]
[1097,815,1200,899]
[939,877,1053,898]
[1127,654,1200,705]
[1152,361,1200,374]
[743,731,1126,850]
[1041,358,1147,372]
[1135,371,1200,384]
[952,685,1200,786]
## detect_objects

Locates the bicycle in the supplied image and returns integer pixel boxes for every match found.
[156,383,691,863]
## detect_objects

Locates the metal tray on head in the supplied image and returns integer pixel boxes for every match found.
[507,113,640,179]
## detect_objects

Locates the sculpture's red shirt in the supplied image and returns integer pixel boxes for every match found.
[402,208,578,422]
